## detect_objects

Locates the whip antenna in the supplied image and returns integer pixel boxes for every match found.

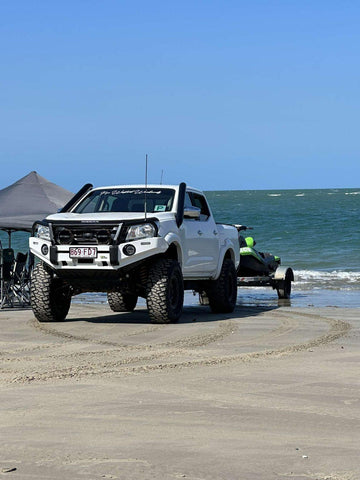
[160,169,164,185]
[144,154,148,220]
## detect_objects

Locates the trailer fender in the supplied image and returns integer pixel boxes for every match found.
[273,266,294,281]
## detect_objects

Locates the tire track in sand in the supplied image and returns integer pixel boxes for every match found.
[3,309,351,384]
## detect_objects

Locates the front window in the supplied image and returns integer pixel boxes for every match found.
[185,191,211,220]
[72,188,175,214]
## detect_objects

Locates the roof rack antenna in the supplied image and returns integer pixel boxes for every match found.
[144,154,148,220]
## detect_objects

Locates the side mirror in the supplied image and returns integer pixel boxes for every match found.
[184,206,201,219]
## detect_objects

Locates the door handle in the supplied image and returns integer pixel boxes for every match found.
[213,230,218,235]
[197,230,203,235]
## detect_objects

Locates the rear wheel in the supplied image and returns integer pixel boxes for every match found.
[206,258,237,313]
[107,291,138,312]
[30,262,72,322]
[146,258,184,324]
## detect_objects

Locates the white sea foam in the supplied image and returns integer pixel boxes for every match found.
[267,194,281,197]
[294,269,360,290]
[345,191,360,195]
[295,193,305,197]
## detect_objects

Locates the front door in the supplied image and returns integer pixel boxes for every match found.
[180,191,219,276]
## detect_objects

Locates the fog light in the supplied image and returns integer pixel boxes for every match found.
[57,227,73,245]
[96,229,111,244]
[41,244,49,255]
[123,244,136,256]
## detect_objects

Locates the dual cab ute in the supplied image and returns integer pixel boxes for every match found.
[29,183,240,323]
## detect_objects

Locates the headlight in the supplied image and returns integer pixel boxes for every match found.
[34,224,51,241]
[125,223,156,241]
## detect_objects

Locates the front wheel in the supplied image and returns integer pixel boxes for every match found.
[30,262,72,322]
[146,258,184,324]
[206,258,237,313]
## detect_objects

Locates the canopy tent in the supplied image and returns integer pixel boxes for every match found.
[0,171,73,244]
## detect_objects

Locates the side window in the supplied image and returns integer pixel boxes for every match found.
[189,193,210,221]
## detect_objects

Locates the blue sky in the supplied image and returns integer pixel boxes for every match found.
[1,1,359,192]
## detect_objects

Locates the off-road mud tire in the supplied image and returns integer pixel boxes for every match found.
[206,258,237,313]
[30,262,71,322]
[146,258,184,324]
[107,291,138,312]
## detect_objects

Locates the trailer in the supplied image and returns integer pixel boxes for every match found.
[237,266,294,299]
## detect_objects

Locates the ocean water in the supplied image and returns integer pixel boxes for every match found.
[1,188,359,308]
[206,188,360,308]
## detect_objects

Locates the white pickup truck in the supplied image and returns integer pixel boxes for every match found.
[29,182,240,323]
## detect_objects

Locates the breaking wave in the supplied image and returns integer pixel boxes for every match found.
[294,269,360,290]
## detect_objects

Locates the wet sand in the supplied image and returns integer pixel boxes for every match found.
[1,303,359,480]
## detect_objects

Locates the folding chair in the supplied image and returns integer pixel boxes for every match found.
[9,252,30,307]
[0,248,15,308]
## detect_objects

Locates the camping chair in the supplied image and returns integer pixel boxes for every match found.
[9,252,30,307]
[0,247,15,308]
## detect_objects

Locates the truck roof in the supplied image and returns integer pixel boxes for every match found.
[90,184,203,194]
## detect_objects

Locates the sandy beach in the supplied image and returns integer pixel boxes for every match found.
[1,302,359,480]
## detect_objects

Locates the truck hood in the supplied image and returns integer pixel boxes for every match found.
[45,212,172,222]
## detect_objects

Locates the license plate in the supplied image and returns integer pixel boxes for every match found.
[69,247,98,258]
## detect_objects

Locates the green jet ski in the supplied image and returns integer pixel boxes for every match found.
[234,225,294,299]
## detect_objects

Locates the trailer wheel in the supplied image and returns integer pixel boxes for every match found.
[276,272,292,299]
[30,262,72,322]
[146,258,184,323]
[207,258,237,313]
[107,291,138,312]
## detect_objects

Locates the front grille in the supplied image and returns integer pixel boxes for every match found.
[52,224,120,246]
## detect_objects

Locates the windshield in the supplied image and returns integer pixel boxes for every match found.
[72,188,175,214]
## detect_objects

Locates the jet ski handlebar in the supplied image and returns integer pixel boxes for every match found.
[233,224,253,232]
